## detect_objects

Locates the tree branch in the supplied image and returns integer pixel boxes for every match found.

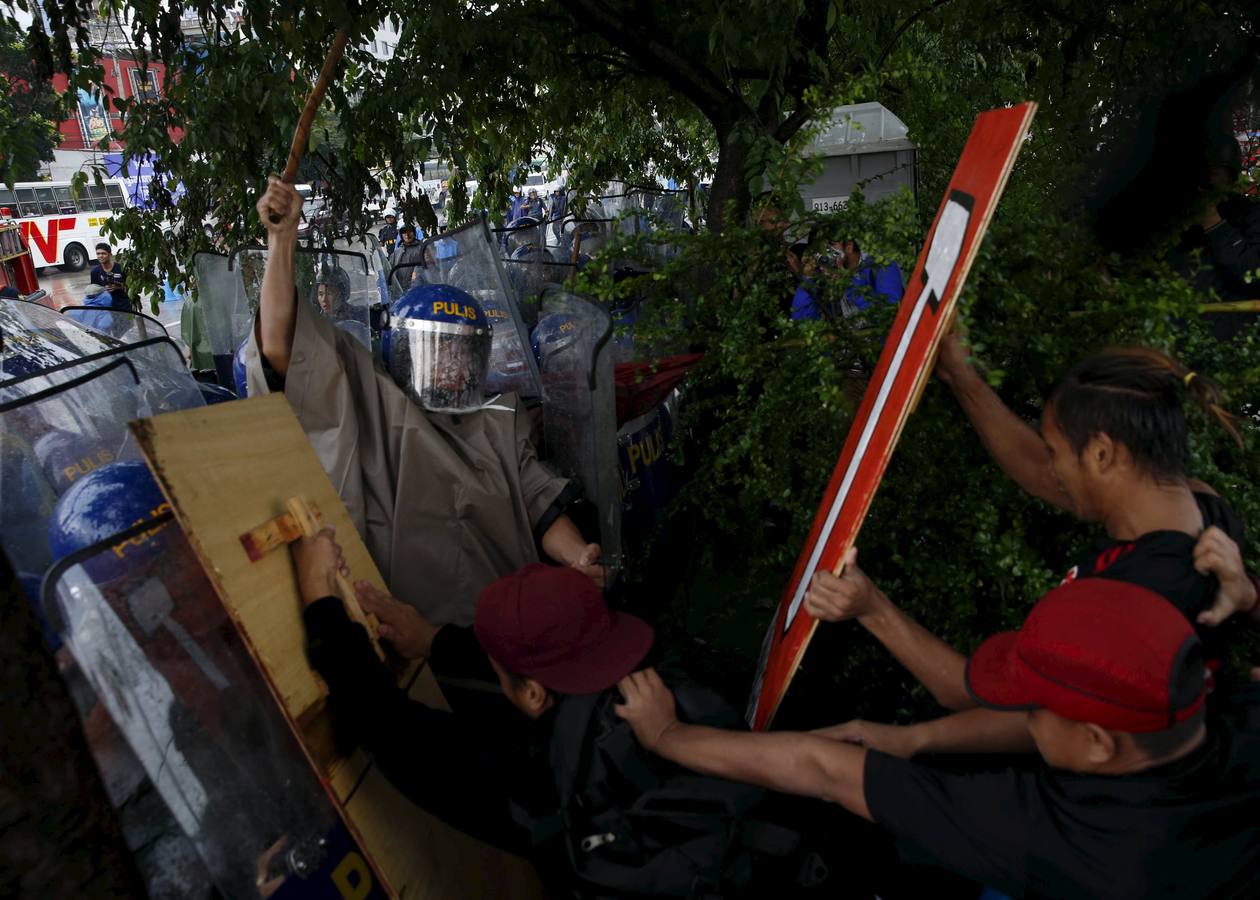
[558,0,751,128]
[773,104,814,143]
[876,0,958,69]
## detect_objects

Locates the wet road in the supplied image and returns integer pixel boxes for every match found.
[32,265,94,310]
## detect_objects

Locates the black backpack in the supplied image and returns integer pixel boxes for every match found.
[513,676,829,898]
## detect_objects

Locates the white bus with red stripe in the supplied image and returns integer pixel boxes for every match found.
[0,180,132,271]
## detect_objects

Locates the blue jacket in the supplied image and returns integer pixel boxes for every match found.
[791,257,904,321]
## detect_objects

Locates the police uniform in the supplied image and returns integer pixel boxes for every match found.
[243,294,573,627]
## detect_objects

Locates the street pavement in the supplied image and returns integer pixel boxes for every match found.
[33,265,93,310]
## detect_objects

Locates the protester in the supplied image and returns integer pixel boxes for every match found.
[291,538,826,896]
[616,577,1260,899]
[89,243,130,308]
[799,343,1253,755]
[247,177,602,635]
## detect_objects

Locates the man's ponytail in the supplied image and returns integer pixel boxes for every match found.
[1181,370,1244,449]
[1050,347,1243,481]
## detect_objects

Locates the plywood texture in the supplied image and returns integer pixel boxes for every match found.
[132,393,541,899]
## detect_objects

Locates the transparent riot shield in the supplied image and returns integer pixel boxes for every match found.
[500,251,572,328]
[405,221,543,400]
[492,217,548,259]
[0,358,151,608]
[0,334,206,417]
[336,233,391,305]
[559,214,611,263]
[536,289,622,576]
[235,246,374,352]
[60,306,172,346]
[1,296,118,379]
[194,250,252,388]
[41,512,360,898]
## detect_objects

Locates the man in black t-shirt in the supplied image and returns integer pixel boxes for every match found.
[617,578,1260,899]
[88,242,129,308]
[800,346,1257,758]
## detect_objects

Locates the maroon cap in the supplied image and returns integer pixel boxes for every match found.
[966,578,1206,733]
[473,563,654,694]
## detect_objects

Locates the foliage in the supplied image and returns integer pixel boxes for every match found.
[11,0,1260,727]
[581,122,1260,729]
[0,17,66,184]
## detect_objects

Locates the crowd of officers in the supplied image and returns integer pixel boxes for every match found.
[242,173,1260,899]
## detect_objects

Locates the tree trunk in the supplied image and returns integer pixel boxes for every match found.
[706,122,756,234]
[0,570,147,896]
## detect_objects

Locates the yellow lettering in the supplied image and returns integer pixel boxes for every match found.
[109,503,173,560]
[626,442,641,474]
[331,852,372,900]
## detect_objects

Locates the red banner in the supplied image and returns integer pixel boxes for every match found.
[749,102,1037,731]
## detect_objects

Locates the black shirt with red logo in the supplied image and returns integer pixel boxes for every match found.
[1058,491,1246,666]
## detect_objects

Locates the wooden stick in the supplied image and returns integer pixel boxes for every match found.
[568,228,584,290]
[269,27,351,223]
[1200,299,1260,314]
[286,496,385,659]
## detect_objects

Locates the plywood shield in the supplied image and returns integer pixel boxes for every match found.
[132,393,542,898]
[749,102,1038,731]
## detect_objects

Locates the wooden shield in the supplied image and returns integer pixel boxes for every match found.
[749,102,1038,731]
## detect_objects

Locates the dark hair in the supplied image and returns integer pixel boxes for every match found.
[95,242,111,253]
[1048,348,1242,481]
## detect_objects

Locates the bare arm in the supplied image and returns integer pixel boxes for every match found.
[254,177,303,376]
[540,514,606,588]
[814,708,1034,759]
[616,670,871,820]
[804,549,973,710]
[935,332,1070,510]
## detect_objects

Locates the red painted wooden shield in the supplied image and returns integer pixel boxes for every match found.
[749,102,1038,731]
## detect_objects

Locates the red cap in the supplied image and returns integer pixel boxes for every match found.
[474,563,654,694]
[965,578,1206,733]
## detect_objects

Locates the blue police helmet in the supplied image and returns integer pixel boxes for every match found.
[33,428,117,497]
[530,311,579,367]
[387,283,493,412]
[198,382,238,405]
[232,338,249,398]
[48,459,173,579]
[509,244,556,264]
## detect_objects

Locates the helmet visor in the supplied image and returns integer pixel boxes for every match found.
[388,319,491,413]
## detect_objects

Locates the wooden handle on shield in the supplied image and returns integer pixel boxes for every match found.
[286,496,385,660]
[269,27,351,223]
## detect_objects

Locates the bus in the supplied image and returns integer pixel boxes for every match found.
[0,179,132,271]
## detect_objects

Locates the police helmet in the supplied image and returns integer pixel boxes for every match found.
[33,428,117,497]
[314,266,352,314]
[198,382,238,405]
[387,284,492,413]
[530,311,580,367]
[48,459,172,580]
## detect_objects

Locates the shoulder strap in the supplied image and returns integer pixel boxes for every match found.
[549,692,603,804]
